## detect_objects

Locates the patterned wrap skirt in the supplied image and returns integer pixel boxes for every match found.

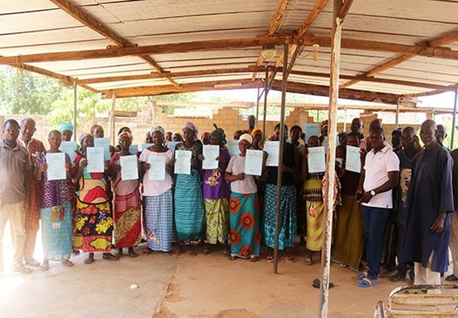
[41,202,73,261]
[144,189,173,252]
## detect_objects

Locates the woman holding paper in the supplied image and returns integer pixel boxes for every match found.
[302,136,325,265]
[139,126,174,254]
[200,125,231,255]
[264,124,300,263]
[174,122,205,256]
[72,133,115,264]
[225,133,265,261]
[34,130,74,270]
[108,131,142,258]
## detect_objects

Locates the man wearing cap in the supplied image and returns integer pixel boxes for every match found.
[18,118,46,267]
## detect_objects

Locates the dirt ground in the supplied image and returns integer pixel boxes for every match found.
[0,227,455,318]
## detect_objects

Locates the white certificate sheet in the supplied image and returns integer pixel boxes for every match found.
[202,145,219,170]
[120,155,139,180]
[245,149,263,176]
[147,155,166,181]
[304,123,320,139]
[86,147,105,173]
[59,141,77,162]
[94,138,110,161]
[228,140,239,157]
[129,144,138,154]
[167,141,179,153]
[346,145,361,173]
[142,143,153,151]
[307,146,326,173]
[264,141,279,167]
[174,150,192,175]
[46,152,66,181]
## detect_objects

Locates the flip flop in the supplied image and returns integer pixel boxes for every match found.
[228,255,237,261]
[102,253,117,260]
[40,263,49,271]
[61,260,74,267]
[446,274,458,281]
[356,272,368,280]
[84,257,95,265]
[282,255,296,263]
[266,255,274,263]
[250,256,259,263]
[304,257,312,266]
[357,277,378,288]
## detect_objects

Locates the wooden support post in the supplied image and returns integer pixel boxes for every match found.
[320,0,342,316]
[395,98,400,129]
[273,41,289,274]
[73,84,77,142]
[110,93,116,145]
[451,89,458,149]
[256,87,260,126]
[263,70,269,141]
[237,108,240,130]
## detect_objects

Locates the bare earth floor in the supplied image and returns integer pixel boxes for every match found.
[0,233,455,318]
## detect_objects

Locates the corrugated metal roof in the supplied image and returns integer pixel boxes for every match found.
[0,0,457,103]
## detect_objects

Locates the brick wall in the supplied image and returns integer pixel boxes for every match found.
[0,105,420,146]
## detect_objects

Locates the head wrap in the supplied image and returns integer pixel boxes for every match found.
[209,124,227,146]
[182,122,199,141]
[59,122,74,133]
[118,131,133,144]
[251,127,263,136]
[150,126,165,138]
[238,133,253,145]
[79,133,91,145]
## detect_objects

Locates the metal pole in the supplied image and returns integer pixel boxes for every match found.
[395,98,400,129]
[73,84,77,142]
[343,107,347,132]
[273,41,289,274]
[320,0,342,316]
[263,70,269,141]
[451,89,458,149]
[256,87,260,127]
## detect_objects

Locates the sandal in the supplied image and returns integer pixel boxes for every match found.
[84,257,95,265]
[61,260,74,267]
[102,253,117,261]
[304,257,312,266]
[143,248,154,255]
[128,247,138,258]
[356,272,368,280]
[40,261,49,271]
[446,274,458,281]
[357,277,378,288]
[250,256,259,263]
[228,255,237,261]
[266,255,274,263]
[282,255,296,263]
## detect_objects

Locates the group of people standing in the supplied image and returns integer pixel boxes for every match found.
[0,114,456,292]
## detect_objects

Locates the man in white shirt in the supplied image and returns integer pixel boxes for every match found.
[356,127,400,287]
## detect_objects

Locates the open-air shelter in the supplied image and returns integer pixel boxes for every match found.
[1,0,458,316]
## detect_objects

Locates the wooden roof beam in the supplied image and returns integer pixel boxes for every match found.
[340,29,458,89]
[4,35,458,64]
[76,66,278,85]
[252,0,291,79]
[49,0,178,86]
[102,79,264,98]
[271,79,401,104]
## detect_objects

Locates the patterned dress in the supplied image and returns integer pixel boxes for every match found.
[73,155,113,252]
[109,153,142,248]
[36,152,73,261]
[303,172,325,252]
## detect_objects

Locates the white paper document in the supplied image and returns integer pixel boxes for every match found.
[147,155,166,181]
[245,149,263,176]
[304,123,320,139]
[345,145,361,173]
[264,141,279,167]
[59,141,77,162]
[174,150,192,175]
[228,140,239,157]
[86,147,105,173]
[46,152,66,181]
[307,146,326,173]
[94,138,110,161]
[120,155,139,180]
[202,145,219,170]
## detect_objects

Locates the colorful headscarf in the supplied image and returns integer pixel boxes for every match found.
[209,124,227,146]
[59,122,74,133]
[118,131,133,144]
[251,127,263,136]
[182,122,199,141]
